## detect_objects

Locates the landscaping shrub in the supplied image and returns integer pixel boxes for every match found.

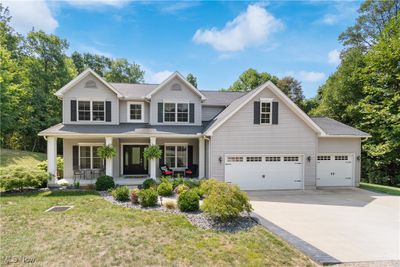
[111,186,130,201]
[131,188,140,204]
[174,184,189,194]
[199,178,220,196]
[191,186,204,199]
[95,175,115,191]
[138,188,158,207]
[184,179,201,188]
[201,179,252,221]
[172,177,184,189]
[0,166,48,191]
[164,200,176,209]
[37,157,64,178]
[177,190,200,212]
[157,182,173,196]
[142,178,157,189]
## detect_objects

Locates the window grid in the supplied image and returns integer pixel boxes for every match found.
[265,156,281,162]
[260,102,271,124]
[78,101,91,121]
[227,156,244,162]
[177,103,189,122]
[246,156,262,162]
[92,101,104,121]
[335,155,348,160]
[284,156,299,162]
[317,155,331,161]
[164,103,176,122]
[130,104,142,121]
[165,145,187,168]
[79,145,104,169]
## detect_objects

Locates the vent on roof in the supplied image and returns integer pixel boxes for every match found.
[171,83,182,91]
[85,80,97,88]
[45,206,74,212]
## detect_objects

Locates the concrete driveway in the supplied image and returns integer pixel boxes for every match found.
[248,188,400,263]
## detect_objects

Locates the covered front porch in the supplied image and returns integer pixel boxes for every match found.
[46,134,206,186]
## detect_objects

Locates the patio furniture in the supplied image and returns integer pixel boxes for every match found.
[185,164,198,178]
[160,165,173,176]
[73,168,84,181]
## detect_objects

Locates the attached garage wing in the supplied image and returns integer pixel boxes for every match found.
[225,154,304,190]
[316,154,354,187]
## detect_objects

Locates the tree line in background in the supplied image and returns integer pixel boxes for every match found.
[1,1,399,185]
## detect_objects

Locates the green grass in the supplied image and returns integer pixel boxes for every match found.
[0,148,46,169]
[0,191,313,266]
[360,182,400,196]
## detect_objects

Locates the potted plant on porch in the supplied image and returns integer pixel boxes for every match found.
[143,145,162,161]
[97,144,117,176]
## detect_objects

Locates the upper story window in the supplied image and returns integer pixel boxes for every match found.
[127,102,144,122]
[164,102,189,123]
[77,100,105,122]
[260,101,271,124]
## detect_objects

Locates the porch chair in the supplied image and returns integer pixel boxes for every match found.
[160,165,173,176]
[185,164,198,178]
[73,167,84,181]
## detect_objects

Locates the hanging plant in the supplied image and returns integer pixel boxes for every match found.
[97,144,117,159]
[143,145,162,160]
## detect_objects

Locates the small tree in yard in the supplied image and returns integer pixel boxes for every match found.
[143,145,162,160]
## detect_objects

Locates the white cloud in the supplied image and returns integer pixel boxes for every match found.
[77,45,113,57]
[321,14,339,25]
[2,0,58,33]
[328,49,341,65]
[160,2,199,13]
[299,71,326,82]
[63,0,128,8]
[145,70,173,84]
[193,4,283,52]
[320,2,358,25]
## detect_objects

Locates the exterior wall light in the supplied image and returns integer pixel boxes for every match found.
[307,156,311,162]
[218,156,222,163]
[357,155,361,161]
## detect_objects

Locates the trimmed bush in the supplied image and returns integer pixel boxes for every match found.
[111,186,130,201]
[191,186,204,199]
[199,179,219,196]
[201,179,252,221]
[95,175,115,191]
[142,178,157,189]
[164,200,176,209]
[172,178,184,189]
[157,182,173,196]
[177,190,200,212]
[184,179,200,188]
[174,184,189,194]
[37,157,64,178]
[131,188,140,204]
[138,188,158,207]
[0,166,48,191]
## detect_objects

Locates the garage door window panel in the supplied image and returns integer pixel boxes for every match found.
[246,156,262,162]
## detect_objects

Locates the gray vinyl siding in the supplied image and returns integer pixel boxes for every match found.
[63,74,119,125]
[149,79,202,125]
[317,138,362,186]
[209,87,318,188]
[202,106,225,121]
[119,101,150,123]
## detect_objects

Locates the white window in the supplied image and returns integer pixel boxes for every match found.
[79,145,104,169]
[246,156,262,162]
[260,101,271,124]
[77,100,105,122]
[78,101,91,121]
[127,102,144,122]
[165,144,187,168]
[164,102,189,123]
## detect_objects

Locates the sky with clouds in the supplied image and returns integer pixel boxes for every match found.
[2,0,361,98]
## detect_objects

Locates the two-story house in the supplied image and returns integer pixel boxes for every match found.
[39,69,370,190]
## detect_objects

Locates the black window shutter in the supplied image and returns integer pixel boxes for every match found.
[158,103,163,123]
[254,101,260,124]
[159,145,165,167]
[71,100,77,121]
[73,145,79,170]
[189,103,195,123]
[188,145,193,167]
[272,101,279,125]
[106,101,112,122]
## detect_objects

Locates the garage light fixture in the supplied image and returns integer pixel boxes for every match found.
[307,156,311,162]
[218,156,222,163]
[357,155,361,161]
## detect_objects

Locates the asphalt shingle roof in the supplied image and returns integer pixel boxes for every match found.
[311,117,370,137]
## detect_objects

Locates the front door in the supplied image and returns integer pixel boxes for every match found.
[123,145,148,175]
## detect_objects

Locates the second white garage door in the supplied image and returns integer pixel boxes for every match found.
[225,155,303,190]
[316,154,354,187]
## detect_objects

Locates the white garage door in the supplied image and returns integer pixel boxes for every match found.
[317,154,354,187]
[225,155,303,190]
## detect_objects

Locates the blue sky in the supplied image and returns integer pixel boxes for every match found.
[3,0,361,98]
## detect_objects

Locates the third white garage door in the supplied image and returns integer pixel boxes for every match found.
[225,155,303,190]
[316,154,354,187]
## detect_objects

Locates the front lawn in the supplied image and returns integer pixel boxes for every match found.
[0,191,313,266]
[0,148,46,169]
[360,182,400,196]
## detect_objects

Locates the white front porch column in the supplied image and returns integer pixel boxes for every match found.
[47,136,58,185]
[105,137,113,177]
[198,137,205,178]
[150,136,157,180]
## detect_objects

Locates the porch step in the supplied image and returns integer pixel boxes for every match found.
[123,175,149,179]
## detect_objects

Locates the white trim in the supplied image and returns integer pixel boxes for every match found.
[163,102,189,123]
[318,135,371,138]
[55,68,122,98]
[126,101,145,123]
[316,153,355,187]
[145,72,207,101]
[120,143,150,176]
[78,143,104,170]
[164,143,188,169]
[76,99,106,122]
[204,81,325,136]
[260,99,272,125]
